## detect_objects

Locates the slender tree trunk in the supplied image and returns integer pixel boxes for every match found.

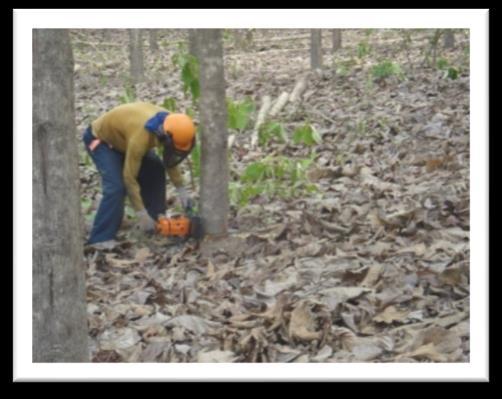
[423,29,442,67]
[233,29,245,50]
[310,29,323,70]
[33,29,89,362]
[149,29,159,52]
[188,29,199,59]
[128,29,144,83]
[332,29,342,51]
[245,29,254,51]
[443,30,455,49]
[102,29,111,41]
[196,29,229,236]
[233,29,254,51]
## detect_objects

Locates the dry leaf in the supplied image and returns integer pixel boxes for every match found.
[320,287,372,310]
[164,315,220,335]
[361,264,384,287]
[105,254,135,268]
[134,247,152,263]
[197,350,238,363]
[373,305,409,324]
[289,301,321,341]
[206,260,216,279]
[99,328,141,350]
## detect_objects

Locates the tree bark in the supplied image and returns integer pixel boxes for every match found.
[310,29,323,70]
[128,29,144,83]
[233,29,253,51]
[32,29,89,362]
[188,29,199,59]
[332,29,342,51]
[443,30,455,49]
[149,29,159,52]
[196,29,229,237]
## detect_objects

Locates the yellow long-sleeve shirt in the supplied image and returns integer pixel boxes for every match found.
[91,102,184,211]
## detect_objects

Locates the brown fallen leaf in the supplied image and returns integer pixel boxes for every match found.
[439,266,465,286]
[396,243,427,257]
[105,254,136,268]
[139,342,171,362]
[206,259,216,279]
[289,301,322,341]
[397,342,447,362]
[373,305,409,324]
[425,159,444,173]
[254,293,288,331]
[99,327,141,350]
[134,247,152,263]
[197,350,238,363]
[361,264,384,287]
[164,315,220,335]
[332,327,357,351]
[92,349,123,362]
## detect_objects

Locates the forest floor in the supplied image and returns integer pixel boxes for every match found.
[72,29,470,363]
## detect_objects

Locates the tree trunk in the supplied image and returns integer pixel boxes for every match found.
[443,30,455,49]
[32,29,89,362]
[332,29,342,51]
[310,29,323,70]
[233,29,254,51]
[196,29,229,237]
[102,29,111,41]
[128,29,144,83]
[149,29,159,52]
[188,29,199,59]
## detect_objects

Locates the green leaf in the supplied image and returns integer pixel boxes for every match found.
[293,124,320,146]
[437,57,449,70]
[258,122,285,146]
[227,98,255,131]
[357,41,370,58]
[311,126,322,144]
[371,60,405,81]
[162,97,177,112]
[174,49,199,103]
[447,67,459,80]
[190,140,201,178]
[242,162,267,183]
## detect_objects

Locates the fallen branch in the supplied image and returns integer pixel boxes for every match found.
[72,40,122,48]
[269,92,290,117]
[318,219,352,235]
[305,107,337,125]
[251,95,272,147]
[289,75,309,103]
[227,134,236,150]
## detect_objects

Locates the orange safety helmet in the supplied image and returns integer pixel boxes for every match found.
[163,113,196,151]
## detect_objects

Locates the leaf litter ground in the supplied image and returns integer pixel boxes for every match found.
[74,29,470,362]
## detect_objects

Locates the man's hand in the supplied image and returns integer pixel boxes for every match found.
[136,209,156,233]
[176,186,193,211]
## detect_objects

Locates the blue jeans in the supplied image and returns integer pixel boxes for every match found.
[82,127,166,244]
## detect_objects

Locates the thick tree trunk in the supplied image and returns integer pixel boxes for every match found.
[196,29,229,237]
[32,29,89,362]
[310,29,323,70]
[128,29,144,83]
[332,29,342,51]
[149,29,159,52]
[443,30,455,49]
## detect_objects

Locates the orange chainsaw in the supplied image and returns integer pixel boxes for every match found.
[155,204,204,240]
